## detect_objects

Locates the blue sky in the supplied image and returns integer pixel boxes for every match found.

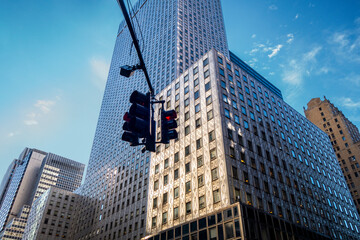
[0,0,360,180]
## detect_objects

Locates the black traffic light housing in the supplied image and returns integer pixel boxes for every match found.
[121,91,155,151]
[161,109,178,144]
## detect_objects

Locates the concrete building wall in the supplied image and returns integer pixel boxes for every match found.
[305,97,360,214]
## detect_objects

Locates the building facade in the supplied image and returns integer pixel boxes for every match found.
[71,0,360,240]
[72,0,229,239]
[0,148,84,239]
[145,49,360,239]
[23,187,79,240]
[305,97,360,214]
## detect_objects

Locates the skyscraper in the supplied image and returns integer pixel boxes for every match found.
[73,0,229,239]
[73,0,360,240]
[144,49,360,239]
[0,148,84,239]
[305,97,360,214]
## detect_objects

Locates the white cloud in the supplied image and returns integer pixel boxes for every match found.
[286,33,294,44]
[90,57,110,90]
[23,97,59,127]
[339,97,360,108]
[268,44,283,58]
[251,34,256,39]
[269,72,275,76]
[317,67,330,74]
[24,119,38,126]
[328,26,360,63]
[295,14,299,20]
[8,131,20,137]
[35,100,55,113]
[269,5,278,10]
[303,46,322,61]
[282,46,322,86]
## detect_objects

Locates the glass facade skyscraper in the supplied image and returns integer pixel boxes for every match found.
[73,0,229,239]
[73,0,360,239]
[0,148,84,239]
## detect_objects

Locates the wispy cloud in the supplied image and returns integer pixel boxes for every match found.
[328,20,360,63]
[23,97,59,126]
[251,34,256,39]
[286,33,294,44]
[338,97,360,108]
[269,5,278,10]
[8,131,20,137]
[90,57,110,90]
[282,46,322,86]
[268,44,283,58]
[35,100,55,113]
[294,14,299,20]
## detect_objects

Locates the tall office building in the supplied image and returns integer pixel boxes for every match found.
[305,97,360,214]
[73,0,228,239]
[73,0,360,240]
[144,49,360,239]
[23,187,80,240]
[0,148,84,239]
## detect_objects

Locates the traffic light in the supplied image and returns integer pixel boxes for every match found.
[122,91,155,151]
[161,109,178,144]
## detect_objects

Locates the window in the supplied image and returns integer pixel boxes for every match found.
[184,98,190,107]
[162,212,167,224]
[196,138,202,149]
[225,108,230,118]
[205,82,211,91]
[211,168,219,181]
[174,187,179,198]
[193,66,198,75]
[185,111,190,121]
[207,110,214,120]
[206,95,212,105]
[239,93,244,101]
[196,118,201,128]
[194,78,199,86]
[175,82,180,90]
[163,193,168,204]
[185,125,190,135]
[154,180,159,190]
[244,120,249,129]
[185,162,191,173]
[204,70,210,78]
[186,202,192,214]
[219,68,225,76]
[186,181,191,193]
[213,189,220,203]
[232,166,238,179]
[153,198,157,208]
[210,148,217,159]
[184,86,189,94]
[185,145,190,156]
[184,74,189,82]
[222,94,228,103]
[198,174,204,187]
[155,164,159,174]
[234,115,240,124]
[152,217,156,228]
[174,169,179,180]
[199,196,205,209]
[197,155,203,167]
[203,58,209,66]
[164,175,168,185]
[195,104,201,113]
[174,152,179,163]
[173,207,179,219]
[218,56,223,64]
[194,90,200,100]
